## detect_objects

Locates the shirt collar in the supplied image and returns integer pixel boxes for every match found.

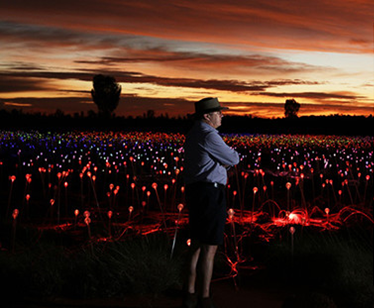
[196,120,218,133]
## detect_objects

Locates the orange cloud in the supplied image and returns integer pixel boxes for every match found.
[0,1,373,119]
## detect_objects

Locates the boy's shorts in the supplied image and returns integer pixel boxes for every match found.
[186,181,227,245]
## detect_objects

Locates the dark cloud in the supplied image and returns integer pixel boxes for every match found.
[0,66,323,94]
[257,91,364,101]
[76,52,322,74]
[0,76,51,93]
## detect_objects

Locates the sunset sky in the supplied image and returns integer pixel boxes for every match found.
[0,0,373,118]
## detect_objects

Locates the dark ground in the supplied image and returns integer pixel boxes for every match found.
[9,274,297,308]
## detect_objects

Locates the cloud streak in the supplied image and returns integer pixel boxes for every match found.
[0,0,373,118]
[2,0,373,53]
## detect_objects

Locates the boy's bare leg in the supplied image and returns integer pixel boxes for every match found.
[187,245,201,294]
[199,244,218,298]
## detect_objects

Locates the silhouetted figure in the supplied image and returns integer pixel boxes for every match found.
[284,99,300,118]
[183,97,240,308]
[91,74,121,118]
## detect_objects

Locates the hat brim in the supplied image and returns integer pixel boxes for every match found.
[193,106,229,116]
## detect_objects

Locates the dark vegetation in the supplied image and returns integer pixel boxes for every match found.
[0,222,372,308]
[0,108,373,136]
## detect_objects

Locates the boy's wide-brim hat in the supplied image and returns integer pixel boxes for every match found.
[193,97,229,115]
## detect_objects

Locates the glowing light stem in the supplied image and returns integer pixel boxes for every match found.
[325,208,330,224]
[131,183,135,207]
[228,209,240,262]
[330,181,337,205]
[181,186,185,204]
[286,182,292,212]
[346,182,354,205]
[89,176,102,220]
[129,157,136,178]
[363,176,370,202]
[232,192,236,210]
[350,168,362,202]
[80,174,84,208]
[113,188,118,208]
[57,182,61,225]
[6,177,15,218]
[11,209,19,253]
[128,206,134,222]
[298,177,307,210]
[251,187,258,224]
[170,204,183,259]
[25,194,30,219]
[152,183,167,229]
[64,182,68,218]
[163,184,168,211]
[133,185,141,208]
[39,169,46,199]
[311,169,316,205]
[108,211,113,238]
[74,209,79,230]
[241,174,248,218]
[289,226,295,263]
[338,190,343,206]
[171,181,178,210]
[84,211,93,252]
[234,166,243,220]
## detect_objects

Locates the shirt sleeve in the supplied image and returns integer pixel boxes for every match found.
[204,131,240,167]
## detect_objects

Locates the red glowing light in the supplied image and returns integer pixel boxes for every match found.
[228,208,235,219]
[12,209,19,220]
[84,217,91,225]
[108,210,113,219]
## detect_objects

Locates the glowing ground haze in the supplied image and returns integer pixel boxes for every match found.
[1,131,372,247]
